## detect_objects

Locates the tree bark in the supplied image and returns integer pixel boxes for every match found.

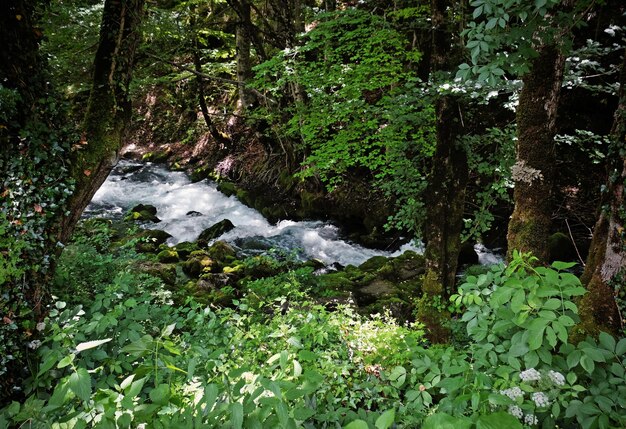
[506,43,565,262]
[578,48,626,334]
[418,0,468,343]
[58,0,144,244]
[235,0,253,114]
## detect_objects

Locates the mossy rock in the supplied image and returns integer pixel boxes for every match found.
[217,182,237,197]
[133,229,172,253]
[315,272,355,294]
[157,249,179,263]
[354,279,396,306]
[125,204,161,223]
[181,251,214,277]
[173,241,199,259]
[197,219,235,246]
[142,151,170,163]
[358,256,389,272]
[135,262,177,286]
[548,232,577,262]
[190,165,212,183]
[207,240,237,263]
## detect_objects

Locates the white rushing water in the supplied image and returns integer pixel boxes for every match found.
[85,160,419,266]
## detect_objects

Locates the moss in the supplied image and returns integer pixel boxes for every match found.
[572,273,621,341]
[358,256,389,272]
[207,240,237,263]
[190,165,211,182]
[548,232,576,262]
[157,249,179,263]
[141,150,170,163]
[197,220,235,246]
[217,181,237,197]
[181,251,214,278]
[173,241,198,259]
[135,262,177,286]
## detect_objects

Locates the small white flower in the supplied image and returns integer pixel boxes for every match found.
[524,413,538,425]
[500,386,524,400]
[520,368,542,382]
[28,340,42,350]
[36,322,46,332]
[508,405,523,419]
[532,391,550,407]
[548,370,565,386]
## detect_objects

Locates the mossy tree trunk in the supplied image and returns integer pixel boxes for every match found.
[58,0,144,244]
[579,49,626,334]
[506,42,566,262]
[418,0,468,343]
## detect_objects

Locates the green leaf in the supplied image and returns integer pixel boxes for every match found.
[476,412,523,429]
[551,261,577,271]
[375,409,395,429]
[57,353,75,369]
[422,413,472,429]
[616,338,626,355]
[388,366,407,388]
[75,338,112,353]
[69,368,91,402]
[149,384,170,405]
[293,407,315,421]
[231,402,243,429]
[580,355,595,374]
[344,420,369,429]
[598,332,616,352]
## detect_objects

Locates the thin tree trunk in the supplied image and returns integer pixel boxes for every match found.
[58,0,144,244]
[578,48,626,334]
[418,0,468,343]
[235,0,253,114]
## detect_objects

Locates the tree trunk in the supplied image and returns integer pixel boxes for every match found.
[578,48,626,334]
[235,0,253,114]
[418,0,468,343]
[58,0,144,244]
[506,42,565,262]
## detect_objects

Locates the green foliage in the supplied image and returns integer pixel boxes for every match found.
[462,125,516,240]
[4,224,626,428]
[0,83,76,388]
[254,8,435,236]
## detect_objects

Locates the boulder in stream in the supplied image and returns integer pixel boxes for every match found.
[125,204,161,223]
[197,219,235,246]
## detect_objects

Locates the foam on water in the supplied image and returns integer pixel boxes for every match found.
[86,160,420,266]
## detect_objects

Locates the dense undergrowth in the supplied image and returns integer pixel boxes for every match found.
[1,223,625,428]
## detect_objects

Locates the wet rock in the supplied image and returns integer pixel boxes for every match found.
[197,219,235,245]
[186,211,203,217]
[142,150,170,163]
[354,279,396,306]
[135,261,177,286]
[133,229,172,253]
[173,241,198,259]
[217,181,237,197]
[157,249,179,263]
[207,240,237,264]
[181,250,214,277]
[125,204,161,223]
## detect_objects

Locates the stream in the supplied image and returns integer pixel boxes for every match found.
[85,160,501,267]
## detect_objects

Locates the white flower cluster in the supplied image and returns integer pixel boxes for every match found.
[519,368,542,382]
[27,340,42,350]
[508,405,523,419]
[548,370,565,386]
[524,413,539,425]
[500,386,524,400]
[532,392,550,408]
